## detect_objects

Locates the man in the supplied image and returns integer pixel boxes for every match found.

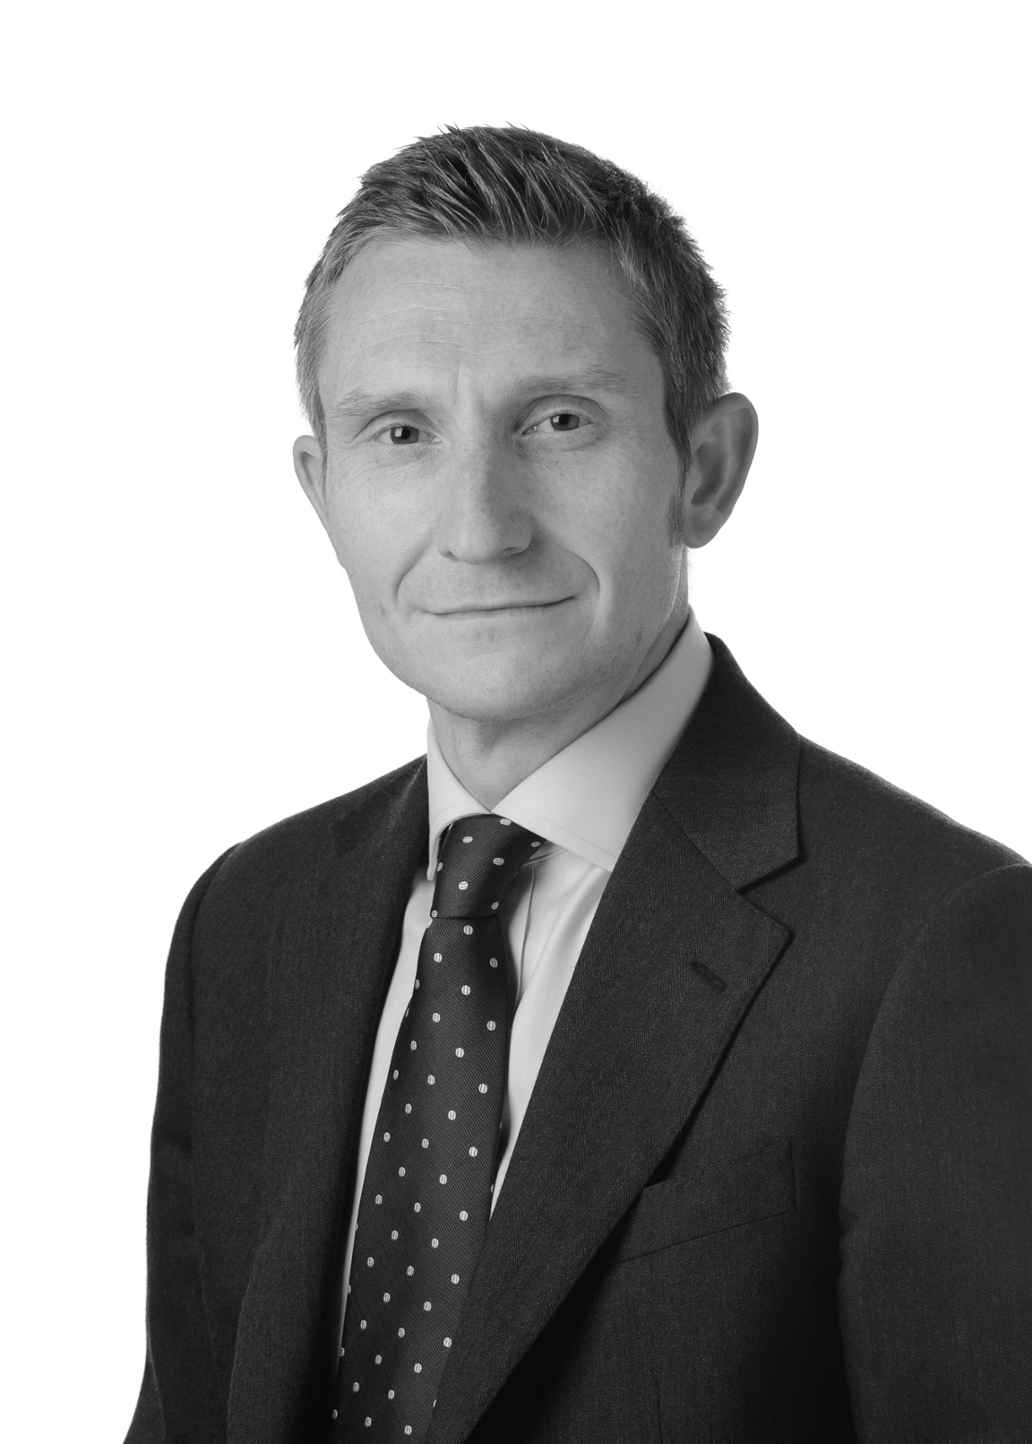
[125,125,1032,1443]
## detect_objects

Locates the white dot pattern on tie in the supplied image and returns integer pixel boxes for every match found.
[331,813,540,1441]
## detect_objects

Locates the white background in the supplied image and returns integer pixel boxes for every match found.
[3,0,1029,1434]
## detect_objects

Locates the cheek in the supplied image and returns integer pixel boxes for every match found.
[347,570,397,638]
[583,492,673,591]
[326,491,406,595]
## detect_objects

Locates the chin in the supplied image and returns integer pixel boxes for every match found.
[378,627,596,722]
[425,664,583,726]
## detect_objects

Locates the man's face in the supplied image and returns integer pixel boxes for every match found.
[298,235,689,728]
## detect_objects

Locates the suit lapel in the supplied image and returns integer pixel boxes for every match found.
[227,761,430,1444]
[426,634,802,1443]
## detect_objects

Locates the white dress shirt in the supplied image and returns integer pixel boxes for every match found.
[339,609,713,1314]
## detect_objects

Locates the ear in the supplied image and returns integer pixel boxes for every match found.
[677,392,759,548]
[293,433,346,564]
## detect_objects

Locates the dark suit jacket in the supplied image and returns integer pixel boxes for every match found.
[125,633,1032,1443]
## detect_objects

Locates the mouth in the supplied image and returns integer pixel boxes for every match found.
[432,599,572,619]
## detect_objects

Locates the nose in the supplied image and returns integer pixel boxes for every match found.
[433,439,533,562]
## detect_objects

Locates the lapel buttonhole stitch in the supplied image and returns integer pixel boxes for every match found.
[689,958,727,994]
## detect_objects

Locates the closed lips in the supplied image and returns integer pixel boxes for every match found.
[435,600,568,614]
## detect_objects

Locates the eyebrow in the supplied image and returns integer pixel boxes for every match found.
[327,366,632,423]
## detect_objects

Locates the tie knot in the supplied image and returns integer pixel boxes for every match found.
[431,814,542,918]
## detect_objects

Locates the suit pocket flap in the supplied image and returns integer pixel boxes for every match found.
[614,1139,795,1262]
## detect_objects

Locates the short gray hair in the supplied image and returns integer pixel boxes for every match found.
[295,124,730,486]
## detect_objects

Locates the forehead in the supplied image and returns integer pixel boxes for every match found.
[317,234,662,407]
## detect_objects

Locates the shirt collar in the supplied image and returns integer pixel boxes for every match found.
[424,608,712,877]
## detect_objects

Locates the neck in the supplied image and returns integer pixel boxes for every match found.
[428,599,690,810]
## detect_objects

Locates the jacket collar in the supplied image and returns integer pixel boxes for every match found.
[330,629,800,889]
[654,631,799,888]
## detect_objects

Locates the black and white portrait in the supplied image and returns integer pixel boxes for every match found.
[6,4,1030,1440]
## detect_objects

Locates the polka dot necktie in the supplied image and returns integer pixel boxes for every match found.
[332,813,542,1442]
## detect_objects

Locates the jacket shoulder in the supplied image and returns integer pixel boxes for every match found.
[797,734,1028,880]
[195,753,427,900]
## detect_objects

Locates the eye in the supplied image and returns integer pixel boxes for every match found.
[374,423,424,446]
[524,410,590,436]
